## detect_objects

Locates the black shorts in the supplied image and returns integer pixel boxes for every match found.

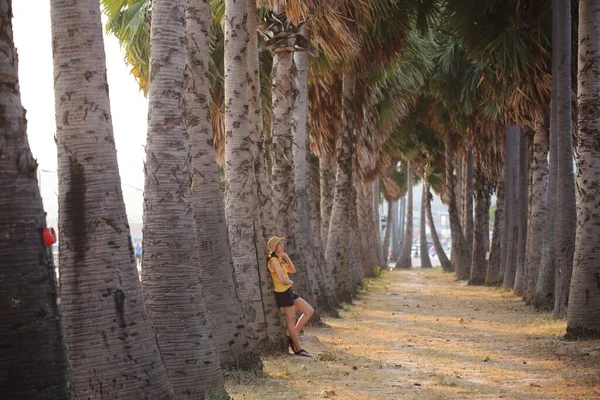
[274,288,299,308]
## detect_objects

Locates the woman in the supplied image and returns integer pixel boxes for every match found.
[266,236,314,357]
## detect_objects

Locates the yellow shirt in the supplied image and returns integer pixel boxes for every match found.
[267,255,292,293]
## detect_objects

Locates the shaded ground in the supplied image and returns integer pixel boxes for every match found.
[225,268,600,399]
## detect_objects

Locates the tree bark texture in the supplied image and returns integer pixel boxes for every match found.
[524,118,549,304]
[486,180,505,286]
[534,2,560,311]
[224,0,286,353]
[292,49,327,313]
[469,163,491,285]
[503,126,520,289]
[396,165,413,269]
[0,2,74,396]
[426,186,452,272]
[142,0,225,396]
[50,0,174,398]
[398,197,406,254]
[248,0,276,244]
[420,183,433,268]
[325,73,357,301]
[185,0,260,371]
[391,200,400,258]
[566,0,600,339]
[357,179,384,275]
[320,153,336,251]
[513,130,529,296]
[445,134,471,279]
[461,151,474,259]
[553,0,576,319]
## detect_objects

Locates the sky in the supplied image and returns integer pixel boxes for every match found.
[12,3,148,227]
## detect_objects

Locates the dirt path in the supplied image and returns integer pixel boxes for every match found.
[225,268,600,399]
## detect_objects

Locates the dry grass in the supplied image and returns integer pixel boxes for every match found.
[225,268,600,399]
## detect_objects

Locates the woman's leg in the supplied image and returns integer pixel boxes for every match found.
[294,297,314,334]
[283,306,301,352]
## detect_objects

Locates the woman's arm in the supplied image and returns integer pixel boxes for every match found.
[271,259,294,285]
[281,253,296,273]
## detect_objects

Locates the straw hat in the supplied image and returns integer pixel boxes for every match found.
[267,236,285,253]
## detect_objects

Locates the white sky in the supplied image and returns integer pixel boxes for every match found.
[13,2,147,226]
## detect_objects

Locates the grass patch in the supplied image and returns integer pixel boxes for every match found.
[340,302,352,311]
[314,350,342,362]
[222,368,263,384]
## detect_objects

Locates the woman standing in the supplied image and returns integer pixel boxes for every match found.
[267,236,314,357]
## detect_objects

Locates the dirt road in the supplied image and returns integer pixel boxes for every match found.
[225,268,600,399]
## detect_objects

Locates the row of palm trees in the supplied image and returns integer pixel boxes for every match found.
[2,0,600,398]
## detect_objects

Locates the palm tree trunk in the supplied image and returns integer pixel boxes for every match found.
[420,183,433,268]
[426,185,452,272]
[553,0,576,318]
[524,117,549,304]
[398,196,406,253]
[469,163,491,285]
[142,0,225,396]
[503,126,520,289]
[292,49,327,315]
[382,200,393,264]
[248,0,276,243]
[391,200,400,258]
[224,0,286,353]
[396,164,413,269]
[359,179,385,274]
[513,130,529,296]
[373,181,387,268]
[486,179,505,286]
[462,151,474,258]
[534,2,560,311]
[320,152,336,250]
[566,0,600,339]
[185,0,260,371]
[445,134,471,279]
[0,3,74,395]
[325,72,357,301]
[50,1,173,397]
[348,174,364,286]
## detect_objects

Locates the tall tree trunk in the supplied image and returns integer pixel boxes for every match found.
[396,165,413,269]
[554,0,576,318]
[185,0,260,371]
[348,174,364,286]
[513,130,529,296]
[320,152,336,251]
[469,163,491,285]
[486,180,505,286]
[445,134,471,279]
[373,181,387,268]
[524,117,549,304]
[503,126,520,289]
[566,0,600,339]
[361,180,385,273]
[0,2,74,395]
[426,185,452,272]
[420,183,433,268]
[50,1,173,398]
[248,0,276,243]
[224,0,286,353]
[398,196,406,253]
[292,49,327,314]
[462,151,474,258]
[534,1,559,311]
[391,200,400,258]
[382,200,393,263]
[325,73,357,302]
[142,0,225,396]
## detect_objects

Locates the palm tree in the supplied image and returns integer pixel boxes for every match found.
[566,0,600,339]
[503,126,520,289]
[224,0,287,352]
[425,183,452,272]
[185,0,260,370]
[460,151,474,259]
[485,179,505,285]
[553,0,576,319]
[0,2,74,396]
[469,161,492,285]
[524,117,549,303]
[141,0,226,396]
[513,130,529,296]
[50,0,173,397]
[420,182,433,268]
[395,163,414,269]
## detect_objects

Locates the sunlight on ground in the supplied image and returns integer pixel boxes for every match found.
[225,268,600,400]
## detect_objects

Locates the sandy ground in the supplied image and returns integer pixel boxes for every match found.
[225,267,600,400]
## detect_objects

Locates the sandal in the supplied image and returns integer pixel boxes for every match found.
[293,349,312,358]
